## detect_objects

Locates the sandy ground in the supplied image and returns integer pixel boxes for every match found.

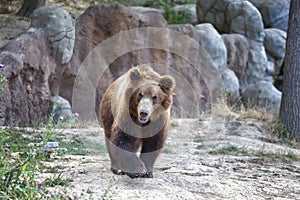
[40,118,300,200]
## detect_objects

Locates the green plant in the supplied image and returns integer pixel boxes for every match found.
[162,0,192,24]
[58,135,89,156]
[209,145,249,156]
[0,117,82,198]
[101,177,118,200]
[44,174,72,187]
[269,119,292,140]
[254,148,299,164]
[0,127,66,199]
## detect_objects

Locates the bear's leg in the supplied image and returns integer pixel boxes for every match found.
[105,137,125,175]
[140,131,166,178]
[110,129,148,178]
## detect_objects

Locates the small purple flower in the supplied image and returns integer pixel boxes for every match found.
[40,186,44,191]
[74,113,80,118]
[4,147,9,152]
[37,181,43,186]
[0,64,4,69]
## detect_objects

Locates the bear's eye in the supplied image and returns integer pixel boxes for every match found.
[152,95,158,102]
[138,92,143,98]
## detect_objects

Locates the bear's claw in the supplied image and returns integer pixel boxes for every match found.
[126,172,153,179]
[111,168,125,175]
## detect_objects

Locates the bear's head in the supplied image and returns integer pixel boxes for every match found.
[128,66,175,125]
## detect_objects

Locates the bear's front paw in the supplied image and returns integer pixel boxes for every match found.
[126,171,153,179]
[126,172,143,179]
[111,168,125,175]
[145,172,153,178]
[125,166,148,179]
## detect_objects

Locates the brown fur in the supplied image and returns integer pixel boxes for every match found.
[99,65,175,178]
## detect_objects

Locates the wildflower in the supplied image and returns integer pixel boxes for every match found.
[0,64,4,69]
[37,181,43,186]
[4,147,9,152]
[59,116,64,121]
[40,186,45,191]
[74,113,80,118]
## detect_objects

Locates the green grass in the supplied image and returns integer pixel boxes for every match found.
[44,174,73,187]
[254,150,299,164]
[208,144,299,164]
[0,112,87,199]
[0,127,62,199]
[281,166,300,174]
[209,145,250,156]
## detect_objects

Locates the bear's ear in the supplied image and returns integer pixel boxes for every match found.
[160,75,175,91]
[129,68,141,82]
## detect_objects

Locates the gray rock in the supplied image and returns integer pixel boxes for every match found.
[264,28,286,74]
[171,4,198,24]
[241,81,282,114]
[226,0,264,42]
[0,28,56,126]
[222,34,249,89]
[45,142,59,149]
[221,68,240,104]
[248,0,290,31]
[195,23,227,71]
[51,95,73,123]
[30,6,75,64]
[0,15,30,49]
[196,0,268,85]
[129,6,164,15]
[265,60,276,80]
[197,0,264,41]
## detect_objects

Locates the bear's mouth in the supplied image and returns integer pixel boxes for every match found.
[138,116,149,124]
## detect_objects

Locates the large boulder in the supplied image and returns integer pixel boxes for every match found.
[0,7,74,126]
[264,28,286,76]
[51,95,73,123]
[195,23,227,71]
[30,6,75,96]
[0,15,30,49]
[30,6,75,65]
[241,81,282,114]
[0,29,55,126]
[221,68,240,105]
[61,4,221,120]
[196,0,268,85]
[222,34,249,89]
[129,6,164,16]
[248,0,290,31]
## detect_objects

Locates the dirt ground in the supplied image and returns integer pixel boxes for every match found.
[40,118,300,200]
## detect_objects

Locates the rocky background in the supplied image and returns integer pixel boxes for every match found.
[0,0,288,126]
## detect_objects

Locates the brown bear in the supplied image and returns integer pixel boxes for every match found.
[99,64,175,179]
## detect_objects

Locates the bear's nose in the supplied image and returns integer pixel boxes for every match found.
[139,110,149,118]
